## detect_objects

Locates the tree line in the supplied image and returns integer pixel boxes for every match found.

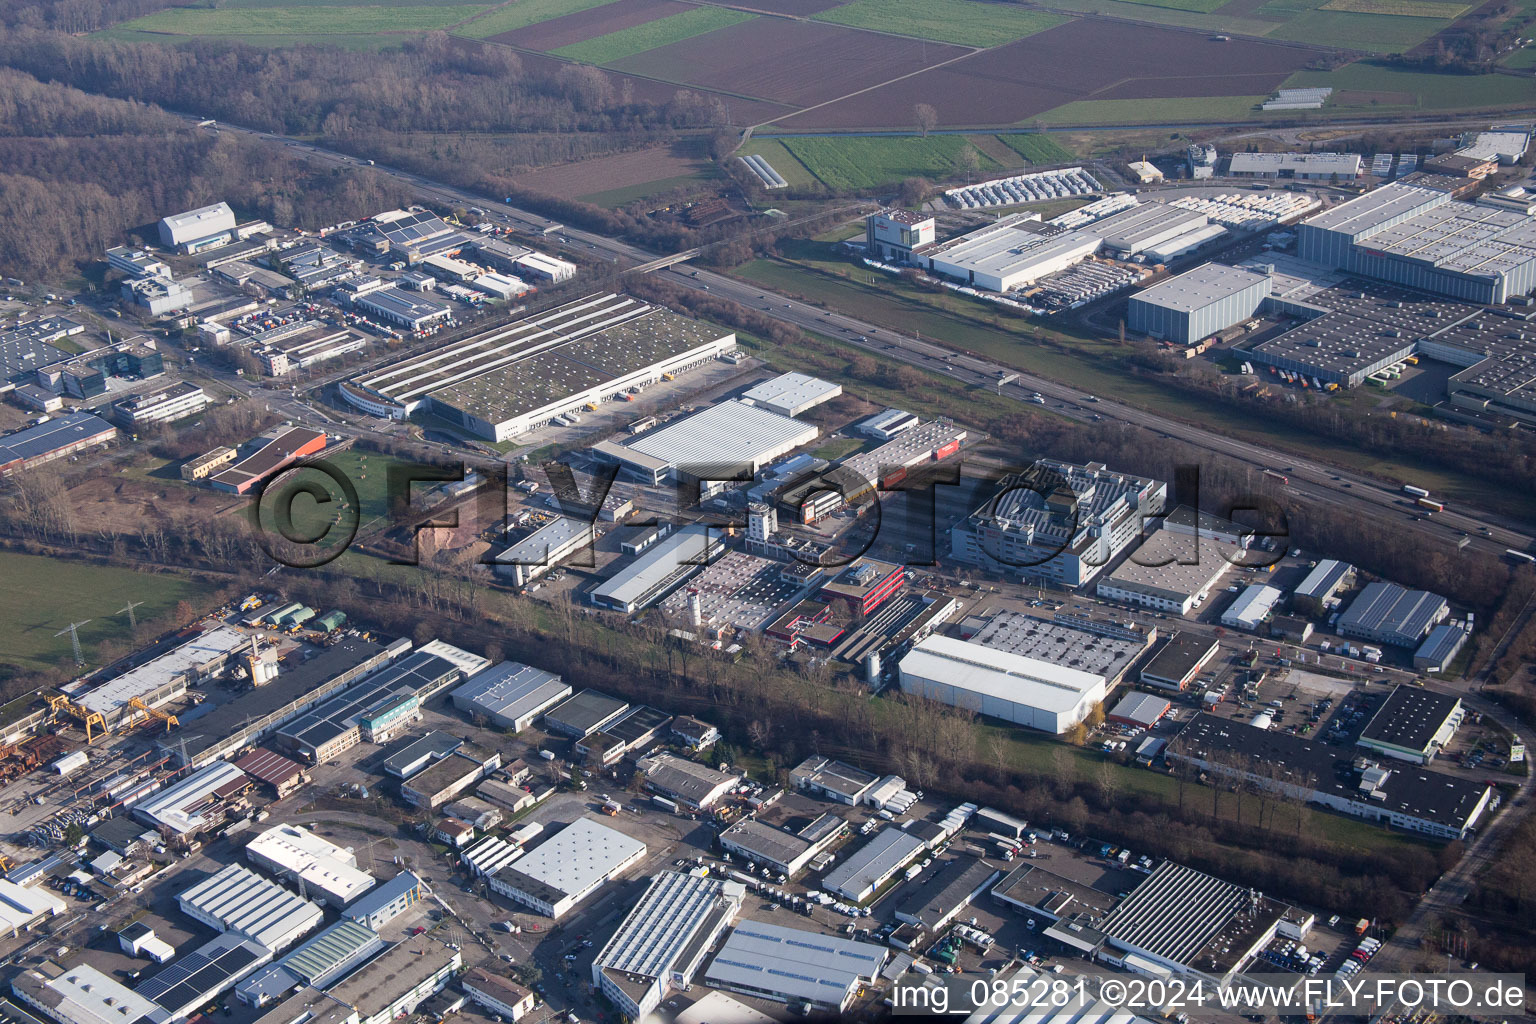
[0,68,411,280]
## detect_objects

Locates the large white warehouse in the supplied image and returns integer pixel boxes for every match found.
[897,634,1107,734]
[924,225,1103,293]
[341,294,735,441]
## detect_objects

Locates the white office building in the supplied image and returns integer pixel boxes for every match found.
[898,634,1108,734]
[487,817,645,918]
[245,823,376,908]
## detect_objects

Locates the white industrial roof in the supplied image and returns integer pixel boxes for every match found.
[1132,263,1269,313]
[0,880,64,935]
[492,516,591,566]
[591,524,721,610]
[414,639,490,678]
[1223,584,1283,627]
[162,203,234,233]
[245,824,374,904]
[132,760,249,835]
[463,836,523,877]
[452,661,570,723]
[1229,152,1361,175]
[25,965,168,1024]
[499,817,644,900]
[822,826,925,899]
[179,863,324,950]
[704,920,885,1005]
[593,871,738,982]
[740,372,842,416]
[900,635,1107,714]
[928,226,1102,283]
[964,965,1148,1024]
[626,400,818,471]
[75,626,248,715]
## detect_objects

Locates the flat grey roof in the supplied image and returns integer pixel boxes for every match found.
[1098,860,1286,973]
[822,826,925,899]
[544,689,628,734]
[451,662,569,723]
[969,611,1147,681]
[1130,263,1270,314]
[1302,182,1447,237]
[704,921,884,1005]
[627,400,818,471]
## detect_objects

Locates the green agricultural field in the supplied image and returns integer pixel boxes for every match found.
[113,3,486,36]
[1113,0,1229,12]
[1035,95,1267,125]
[737,139,820,189]
[780,134,1000,191]
[453,0,620,37]
[1015,0,1280,34]
[553,7,754,63]
[1283,62,1536,109]
[0,552,215,674]
[998,132,1074,165]
[811,0,1067,47]
[1502,44,1536,68]
[1265,9,1453,51]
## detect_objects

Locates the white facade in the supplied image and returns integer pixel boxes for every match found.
[160,203,236,251]
[1221,585,1284,631]
[926,227,1102,293]
[898,635,1107,734]
[12,964,170,1024]
[487,817,646,918]
[0,880,65,937]
[179,863,324,953]
[245,824,376,907]
[590,872,743,1021]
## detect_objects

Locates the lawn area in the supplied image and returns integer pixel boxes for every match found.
[1035,95,1266,125]
[780,134,1001,191]
[453,0,620,37]
[737,139,820,189]
[1502,43,1536,67]
[253,448,416,552]
[1283,61,1536,109]
[998,133,1075,165]
[552,7,754,62]
[579,172,710,207]
[811,0,1067,46]
[1264,8,1455,51]
[1319,0,1469,17]
[813,437,866,460]
[0,551,215,674]
[1017,0,1280,34]
[111,3,486,35]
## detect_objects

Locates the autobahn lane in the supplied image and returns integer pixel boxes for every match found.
[188,113,1532,553]
[668,265,1533,558]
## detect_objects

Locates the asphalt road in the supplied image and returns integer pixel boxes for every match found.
[177,113,1534,555]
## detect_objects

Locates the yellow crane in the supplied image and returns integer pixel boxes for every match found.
[45,695,107,744]
[127,697,179,733]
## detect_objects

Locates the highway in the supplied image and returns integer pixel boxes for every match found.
[182,114,1534,556]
